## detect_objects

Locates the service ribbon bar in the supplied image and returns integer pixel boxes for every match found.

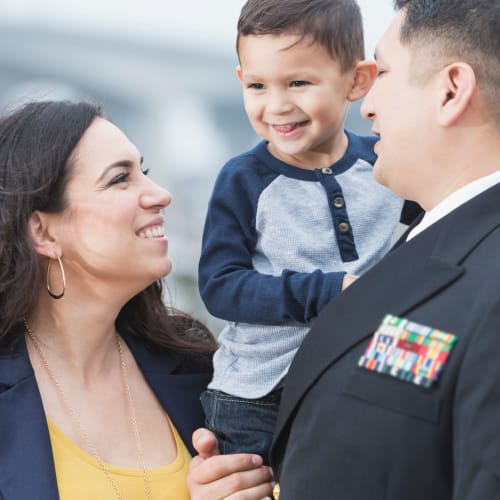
[358,314,457,388]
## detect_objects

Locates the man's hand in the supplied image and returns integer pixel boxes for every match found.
[188,428,274,499]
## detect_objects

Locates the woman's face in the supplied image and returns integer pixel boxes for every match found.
[53,117,172,295]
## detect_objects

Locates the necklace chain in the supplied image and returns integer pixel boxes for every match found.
[24,320,152,500]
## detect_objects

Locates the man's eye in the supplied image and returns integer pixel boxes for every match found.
[248,83,264,90]
[290,81,309,87]
[141,168,150,176]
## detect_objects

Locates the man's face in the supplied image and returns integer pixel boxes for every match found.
[361,12,437,208]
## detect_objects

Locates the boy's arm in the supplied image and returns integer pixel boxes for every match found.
[198,165,345,325]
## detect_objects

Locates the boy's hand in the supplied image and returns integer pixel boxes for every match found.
[188,428,274,499]
[342,273,359,291]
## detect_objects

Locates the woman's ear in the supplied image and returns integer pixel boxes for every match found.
[28,211,60,258]
[438,62,477,127]
[347,60,377,102]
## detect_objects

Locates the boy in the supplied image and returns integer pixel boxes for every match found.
[198,0,407,462]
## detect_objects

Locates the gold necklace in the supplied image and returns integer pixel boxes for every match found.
[24,320,152,500]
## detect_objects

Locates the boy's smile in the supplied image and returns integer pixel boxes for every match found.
[271,120,309,137]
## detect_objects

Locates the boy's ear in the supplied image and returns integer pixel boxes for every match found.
[347,61,377,102]
[236,65,243,83]
[28,211,61,259]
[437,62,476,127]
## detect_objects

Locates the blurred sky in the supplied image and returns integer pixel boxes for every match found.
[0,0,395,58]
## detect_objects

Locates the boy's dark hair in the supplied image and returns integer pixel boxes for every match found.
[237,0,364,71]
[394,0,500,123]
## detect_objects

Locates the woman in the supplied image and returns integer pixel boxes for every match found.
[0,99,274,499]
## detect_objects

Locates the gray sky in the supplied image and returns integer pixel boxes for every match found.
[0,0,395,57]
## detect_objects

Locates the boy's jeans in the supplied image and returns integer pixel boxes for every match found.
[200,387,282,465]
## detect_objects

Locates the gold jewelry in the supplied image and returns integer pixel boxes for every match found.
[273,482,280,499]
[24,320,151,500]
[46,255,66,299]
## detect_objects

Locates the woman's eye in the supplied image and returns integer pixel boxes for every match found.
[108,173,129,186]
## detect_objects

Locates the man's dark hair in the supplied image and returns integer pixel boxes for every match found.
[237,0,364,71]
[394,0,500,123]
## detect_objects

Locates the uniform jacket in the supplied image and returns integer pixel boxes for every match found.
[271,182,500,499]
[0,325,211,499]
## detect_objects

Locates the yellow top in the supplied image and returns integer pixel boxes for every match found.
[47,417,191,500]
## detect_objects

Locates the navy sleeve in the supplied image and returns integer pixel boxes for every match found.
[198,153,344,325]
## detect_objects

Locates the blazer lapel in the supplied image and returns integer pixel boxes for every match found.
[0,332,59,500]
[123,335,211,456]
[274,182,500,452]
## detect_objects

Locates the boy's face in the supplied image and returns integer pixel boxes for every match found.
[361,12,438,207]
[237,34,359,168]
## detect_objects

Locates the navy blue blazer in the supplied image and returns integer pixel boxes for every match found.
[0,324,211,499]
[271,182,500,499]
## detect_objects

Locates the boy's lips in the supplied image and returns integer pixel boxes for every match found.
[271,121,308,134]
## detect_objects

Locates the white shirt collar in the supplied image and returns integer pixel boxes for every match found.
[406,170,500,241]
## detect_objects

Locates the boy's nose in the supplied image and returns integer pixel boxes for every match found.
[266,89,293,114]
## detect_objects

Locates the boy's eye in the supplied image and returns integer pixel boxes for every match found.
[248,83,264,90]
[290,81,309,87]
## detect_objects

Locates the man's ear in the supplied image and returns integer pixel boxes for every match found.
[235,65,243,83]
[347,61,377,102]
[438,62,476,127]
[28,211,60,258]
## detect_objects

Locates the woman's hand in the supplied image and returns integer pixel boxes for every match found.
[188,428,274,499]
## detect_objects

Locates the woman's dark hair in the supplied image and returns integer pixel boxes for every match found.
[0,100,216,362]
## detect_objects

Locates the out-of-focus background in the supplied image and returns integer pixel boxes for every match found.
[0,0,394,332]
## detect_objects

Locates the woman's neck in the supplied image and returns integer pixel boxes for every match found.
[27,297,123,384]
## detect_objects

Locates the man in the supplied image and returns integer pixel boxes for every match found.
[270,0,500,498]
[187,0,500,498]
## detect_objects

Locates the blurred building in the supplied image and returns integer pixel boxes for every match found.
[0,17,371,332]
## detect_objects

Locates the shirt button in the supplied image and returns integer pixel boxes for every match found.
[333,196,344,208]
[321,167,333,175]
[339,222,350,233]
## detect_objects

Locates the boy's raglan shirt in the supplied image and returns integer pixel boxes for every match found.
[199,130,404,398]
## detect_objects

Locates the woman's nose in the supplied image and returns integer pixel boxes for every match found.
[140,177,172,209]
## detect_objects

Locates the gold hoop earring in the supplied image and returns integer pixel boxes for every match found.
[46,255,66,299]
